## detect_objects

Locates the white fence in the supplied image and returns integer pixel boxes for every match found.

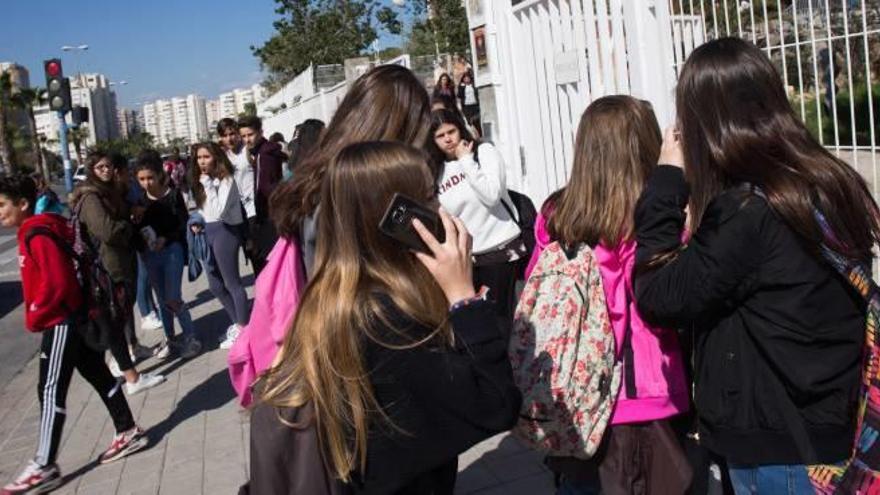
[667,0,879,200]
[260,81,348,140]
[497,0,879,207]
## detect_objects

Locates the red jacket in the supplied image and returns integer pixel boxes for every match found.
[18,214,84,331]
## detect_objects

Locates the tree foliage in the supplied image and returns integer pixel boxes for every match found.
[253,0,400,90]
[92,131,156,158]
[390,0,469,59]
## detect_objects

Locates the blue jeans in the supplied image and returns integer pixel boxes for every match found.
[136,253,157,317]
[144,242,195,340]
[728,464,813,495]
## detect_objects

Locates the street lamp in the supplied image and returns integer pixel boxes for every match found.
[60,44,89,77]
[109,80,128,86]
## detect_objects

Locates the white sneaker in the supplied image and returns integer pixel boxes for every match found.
[125,372,166,395]
[140,312,163,331]
[180,337,202,359]
[154,341,171,360]
[129,344,153,363]
[219,324,241,350]
[107,358,123,378]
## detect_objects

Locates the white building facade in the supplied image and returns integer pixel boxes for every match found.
[142,93,208,146]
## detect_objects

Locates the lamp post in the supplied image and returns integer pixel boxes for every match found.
[60,44,89,77]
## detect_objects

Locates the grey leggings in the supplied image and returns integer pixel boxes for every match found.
[205,222,250,325]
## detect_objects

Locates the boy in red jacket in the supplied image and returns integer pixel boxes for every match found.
[0,175,149,494]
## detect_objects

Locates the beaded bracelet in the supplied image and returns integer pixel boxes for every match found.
[449,286,490,313]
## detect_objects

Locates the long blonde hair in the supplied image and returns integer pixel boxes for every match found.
[258,141,450,481]
[548,95,661,248]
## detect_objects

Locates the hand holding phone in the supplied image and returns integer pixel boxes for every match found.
[412,208,476,306]
[378,193,445,253]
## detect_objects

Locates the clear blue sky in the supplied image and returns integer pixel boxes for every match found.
[0,0,406,109]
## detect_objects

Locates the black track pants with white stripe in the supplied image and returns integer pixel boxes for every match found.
[35,319,136,466]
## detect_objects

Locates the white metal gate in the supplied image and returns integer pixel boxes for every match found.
[507,0,680,203]
[667,0,880,201]
[505,0,880,206]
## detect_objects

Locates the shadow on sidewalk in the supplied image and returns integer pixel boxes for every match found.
[138,307,236,378]
[181,271,254,319]
[0,281,22,319]
[146,368,236,446]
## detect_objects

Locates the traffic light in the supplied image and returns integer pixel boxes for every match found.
[44,58,71,113]
[71,106,89,126]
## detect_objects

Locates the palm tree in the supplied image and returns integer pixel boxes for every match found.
[0,72,13,173]
[67,126,90,166]
[11,87,48,180]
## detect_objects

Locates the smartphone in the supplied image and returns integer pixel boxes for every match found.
[378,193,445,253]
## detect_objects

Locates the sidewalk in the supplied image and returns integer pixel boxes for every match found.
[0,257,555,495]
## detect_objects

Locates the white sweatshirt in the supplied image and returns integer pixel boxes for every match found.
[437,142,520,254]
[228,146,256,219]
[199,174,244,225]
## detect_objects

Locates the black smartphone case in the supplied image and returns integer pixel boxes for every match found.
[378,193,446,253]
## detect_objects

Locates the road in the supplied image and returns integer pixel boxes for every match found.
[0,225,37,391]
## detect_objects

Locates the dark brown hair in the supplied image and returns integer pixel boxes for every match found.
[548,95,661,248]
[426,108,476,180]
[270,64,431,239]
[677,37,880,261]
[189,142,235,209]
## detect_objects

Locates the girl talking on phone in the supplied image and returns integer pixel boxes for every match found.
[428,109,525,324]
[245,141,521,495]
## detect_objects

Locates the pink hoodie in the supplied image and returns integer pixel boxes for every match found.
[525,209,689,424]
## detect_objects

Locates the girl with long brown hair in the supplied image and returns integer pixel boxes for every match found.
[270,64,433,278]
[524,96,690,494]
[634,37,879,494]
[189,142,249,351]
[246,142,520,494]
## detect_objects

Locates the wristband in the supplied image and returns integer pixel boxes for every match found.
[449,286,489,313]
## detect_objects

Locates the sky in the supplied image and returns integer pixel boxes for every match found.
[0,0,407,110]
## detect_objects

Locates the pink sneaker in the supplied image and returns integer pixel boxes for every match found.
[1,460,61,494]
[99,426,148,464]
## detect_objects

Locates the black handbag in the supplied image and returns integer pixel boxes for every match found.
[500,190,538,276]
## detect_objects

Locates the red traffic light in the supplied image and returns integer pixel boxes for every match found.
[46,61,61,78]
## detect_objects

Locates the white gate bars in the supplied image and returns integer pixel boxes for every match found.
[666,0,880,202]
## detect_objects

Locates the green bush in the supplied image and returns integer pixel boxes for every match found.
[792,81,880,147]
[834,81,880,147]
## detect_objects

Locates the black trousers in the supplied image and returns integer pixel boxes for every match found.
[246,218,278,277]
[473,259,519,329]
[36,319,135,466]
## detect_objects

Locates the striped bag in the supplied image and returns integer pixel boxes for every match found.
[808,210,880,494]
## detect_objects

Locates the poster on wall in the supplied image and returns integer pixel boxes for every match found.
[468,0,485,26]
[473,26,489,78]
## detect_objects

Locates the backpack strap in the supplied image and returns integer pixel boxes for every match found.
[24,226,78,262]
[621,286,638,399]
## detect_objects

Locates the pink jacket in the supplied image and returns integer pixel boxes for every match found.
[525,210,689,424]
[228,237,307,407]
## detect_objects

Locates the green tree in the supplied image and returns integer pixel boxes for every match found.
[0,72,13,173]
[67,126,90,165]
[401,0,470,59]
[92,131,156,158]
[240,102,257,118]
[11,87,48,181]
[253,0,400,91]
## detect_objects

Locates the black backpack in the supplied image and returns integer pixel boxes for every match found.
[25,198,129,349]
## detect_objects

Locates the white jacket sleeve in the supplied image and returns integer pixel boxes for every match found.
[462,143,506,207]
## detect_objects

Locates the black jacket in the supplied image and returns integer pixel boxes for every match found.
[249,137,285,220]
[245,298,521,494]
[634,166,865,465]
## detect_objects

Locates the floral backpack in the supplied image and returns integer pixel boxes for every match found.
[509,241,622,458]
